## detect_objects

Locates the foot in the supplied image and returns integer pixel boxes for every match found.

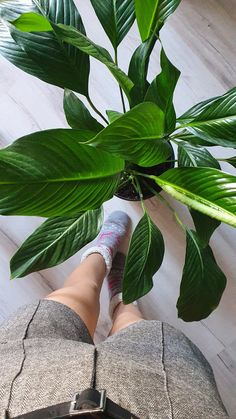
[81,211,130,274]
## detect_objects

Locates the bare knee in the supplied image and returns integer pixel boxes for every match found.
[109,303,144,336]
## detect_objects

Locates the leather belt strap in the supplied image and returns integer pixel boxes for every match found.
[11,388,139,419]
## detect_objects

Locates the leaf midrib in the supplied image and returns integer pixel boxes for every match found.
[137,214,152,280]
[187,229,204,274]
[155,177,235,218]
[181,114,236,128]
[112,0,118,46]
[22,216,86,264]
[0,173,119,185]
[179,144,198,167]
[91,134,165,143]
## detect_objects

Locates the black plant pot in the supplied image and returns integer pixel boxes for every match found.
[115,145,175,201]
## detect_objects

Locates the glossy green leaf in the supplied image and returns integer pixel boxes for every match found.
[10,208,103,278]
[178,142,220,169]
[12,11,52,31]
[123,212,165,304]
[64,89,103,132]
[0,2,90,95]
[177,144,221,244]
[145,48,180,132]
[53,23,134,101]
[106,110,122,123]
[190,209,220,248]
[87,102,172,167]
[178,87,236,148]
[0,129,124,217]
[90,0,135,48]
[135,0,182,41]
[128,37,156,107]
[153,168,236,227]
[177,229,226,321]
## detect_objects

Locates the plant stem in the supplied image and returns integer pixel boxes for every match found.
[114,49,126,113]
[117,176,132,189]
[166,159,178,163]
[170,126,190,138]
[130,171,186,230]
[145,184,185,231]
[132,175,146,213]
[87,95,108,125]
[130,170,152,179]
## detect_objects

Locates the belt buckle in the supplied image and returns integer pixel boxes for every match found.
[69,390,106,416]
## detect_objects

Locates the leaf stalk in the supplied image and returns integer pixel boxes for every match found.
[87,95,108,124]
[114,48,126,113]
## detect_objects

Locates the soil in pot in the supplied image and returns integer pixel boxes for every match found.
[115,148,175,202]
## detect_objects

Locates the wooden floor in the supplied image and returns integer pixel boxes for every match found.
[0,0,236,416]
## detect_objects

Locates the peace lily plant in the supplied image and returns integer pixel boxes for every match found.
[0,0,235,322]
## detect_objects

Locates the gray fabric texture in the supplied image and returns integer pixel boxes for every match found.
[0,300,229,419]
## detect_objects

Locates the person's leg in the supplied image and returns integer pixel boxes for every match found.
[109,302,144,336]
[46,211,130,338]
[46,253,106,337]
[107,252,145,336]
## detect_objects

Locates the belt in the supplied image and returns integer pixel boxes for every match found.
[8,388,139,419]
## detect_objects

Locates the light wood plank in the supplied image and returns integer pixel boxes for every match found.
[0,230,53,321]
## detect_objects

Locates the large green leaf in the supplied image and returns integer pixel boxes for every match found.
[177,229,226,321]
[135,0,182,41]
[123,212,164,304]
[177,143,221,247]
[90,0,135,49]
[153,168,236,227]
[178,142,220,169]
[87,102,172,167]
[0,1,90,95]
[53,23,134,101]
[178,88,236,148]
[0,129,124,217]
[145,48,180,132]
[128,37,156,107]
[64,89,103,132]
[10,208,103,278]
[190,209,220,248]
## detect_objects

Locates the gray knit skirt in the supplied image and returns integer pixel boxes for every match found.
[0,300,228,418]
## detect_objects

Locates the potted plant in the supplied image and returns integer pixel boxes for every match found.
[0,0,235,322]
